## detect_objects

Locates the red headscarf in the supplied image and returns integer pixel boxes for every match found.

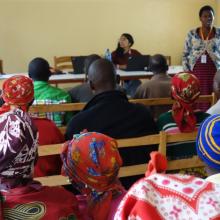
[171,72,200,132]
[0,75,34,114]
[114,152,220,220]
[61,132,123,220]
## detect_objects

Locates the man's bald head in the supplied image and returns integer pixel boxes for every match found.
[88,59,117,94]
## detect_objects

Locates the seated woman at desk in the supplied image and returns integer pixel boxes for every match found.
[112,33,141,69]
[112,33,141,97]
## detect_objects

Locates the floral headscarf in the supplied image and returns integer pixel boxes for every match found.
[0,75,34,114]
[61,132,123,220]
[171,72,200,132]
[0,109,38,189]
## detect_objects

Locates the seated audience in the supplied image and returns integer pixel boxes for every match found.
[66,59,158,188]
[61,132,126,220]
[0,109,80,219]
[112,33,141,97]
[134,54,172,119]
[197,114,220,183]
[66,58,157,139]
[157,72,210,176]
[68,54,101,103]
[0,75,64,177]
[207,70,220,115]
[28,57,72,126]
[114,150,220,220]
[68,54,124,103]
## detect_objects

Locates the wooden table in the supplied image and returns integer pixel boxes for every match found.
[1,66,183,85]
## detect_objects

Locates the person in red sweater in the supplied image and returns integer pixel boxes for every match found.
[111,33,141,69]
[0,75,64,177]
[111,33,142,97]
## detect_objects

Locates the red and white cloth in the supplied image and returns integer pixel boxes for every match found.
[114,152,220,220]
[115,173,220,220]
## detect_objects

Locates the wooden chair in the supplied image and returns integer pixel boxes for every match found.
[54,56,73,72]
[0,60,3,73]
[165,56,171,66]
[34,131,205,186]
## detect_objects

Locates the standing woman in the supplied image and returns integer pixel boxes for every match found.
[112,33,141,97]
[182,5,220,110]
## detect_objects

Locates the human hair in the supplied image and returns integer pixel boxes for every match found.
[121,33,134,46]
[28,57,51,81]
[149,54,168,74]
[115,33,134,57]
[199,5,214,17]
[84,54,101,76]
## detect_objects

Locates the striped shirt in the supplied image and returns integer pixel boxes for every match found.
[157,111,210,160]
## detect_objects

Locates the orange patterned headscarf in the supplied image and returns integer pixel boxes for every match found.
[0,75,34,114]
[61,132,123,220]
[171,73,200,132]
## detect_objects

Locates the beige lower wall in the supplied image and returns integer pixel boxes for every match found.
[0,0,218,72]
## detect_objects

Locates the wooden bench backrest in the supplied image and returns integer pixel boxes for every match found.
[29,93,216,113]
[35,131,205,186]
[29,93,216,135]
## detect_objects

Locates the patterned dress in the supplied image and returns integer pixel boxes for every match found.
[183,27,220,110]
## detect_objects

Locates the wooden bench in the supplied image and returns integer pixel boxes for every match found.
[29,93,217,114]
[29,93,216,135]
[34,131,205,186]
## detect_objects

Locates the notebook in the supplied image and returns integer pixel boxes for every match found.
[126,55,150,71]
[71,56,87,74]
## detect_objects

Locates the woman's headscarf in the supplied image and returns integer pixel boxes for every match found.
[114,151,220,220]
[196,114,220,171]
[171,72,200,132]
[61,132,123,220]
[0,109,38,190]
[0,75,34,114]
